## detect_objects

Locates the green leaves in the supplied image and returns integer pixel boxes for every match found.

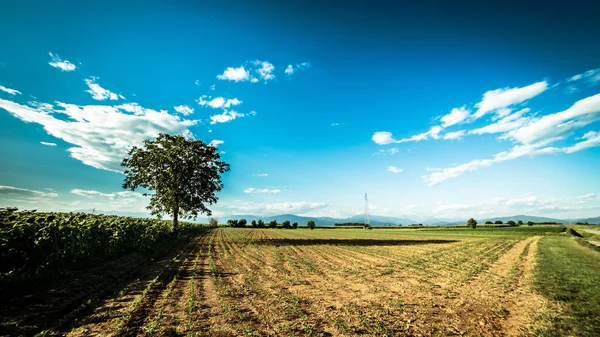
[122,133,230,231]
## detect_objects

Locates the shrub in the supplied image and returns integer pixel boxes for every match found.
[485,221,493,224]
[507,220,516,226]
[517,220,524,225]
[495,220,503,224]
[209,218,219,227]
[527,221,534,226]
[467,218,477,229]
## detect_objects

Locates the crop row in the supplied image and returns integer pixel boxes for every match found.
[0,208,205,283]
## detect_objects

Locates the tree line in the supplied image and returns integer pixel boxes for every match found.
[225,219,316,229]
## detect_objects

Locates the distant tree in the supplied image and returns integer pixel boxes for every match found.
[268,220,278,228]
[227,219,239,227]
[251,220,257,227]
[517,220,524,225]
[467,218,477,229]
[507,220,516,226]
[485,221,493,224]
[527,221,534,226]
[307,220,316,230]
[238,218,247,227]
[209,217,219,227]
[257,219,265,228]
[121,133,230,232]
[292,222,298,229]
[282,220,291,229]
[495,220,503,224]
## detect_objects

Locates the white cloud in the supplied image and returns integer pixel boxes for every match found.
[197,96,242,109]
[84,77,122,101]
[217,66,250,82]
[505,93,600,145]
[387,166,403,173]
[372,131,398,145]
[48,52,77,72]
[577,193,597,200]
[244,188,281,194]
[195,80,201,86]
[254,173,269,177]
[174,105,194,116]
[441,106,470,127]
[568,68,600,84]
[254,60,275,81]
[331,122,340,126]
[209,139,224,147]
[470,108,531,135]
[442,130,466,140]
[40,141,57,146]
[0,85,21,95]
[209,110,252,124]
[285,62,310,76]
[472,81,547,119]
[0,97,198,172]
[0,185,58,198]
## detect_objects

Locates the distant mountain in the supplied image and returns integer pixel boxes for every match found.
[228,214,418,226]
[573,217,600,224]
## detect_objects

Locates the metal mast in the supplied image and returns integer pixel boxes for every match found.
[364,193,370,228]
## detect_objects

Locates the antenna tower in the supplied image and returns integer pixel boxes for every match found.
[364,193,370,228]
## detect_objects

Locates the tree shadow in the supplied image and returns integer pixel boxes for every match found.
[252,238,458,247]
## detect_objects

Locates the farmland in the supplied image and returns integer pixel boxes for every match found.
[2,221,599,336]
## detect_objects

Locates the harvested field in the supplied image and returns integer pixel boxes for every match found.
[1,226,585,336]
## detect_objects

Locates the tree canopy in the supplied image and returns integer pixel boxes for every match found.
[121,133,230,232]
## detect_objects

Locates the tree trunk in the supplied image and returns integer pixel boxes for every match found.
[173,204,179,233]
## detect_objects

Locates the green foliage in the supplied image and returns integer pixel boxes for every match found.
[528,221,535,226]
[238,219,247,227]
[307,220,316,230]
[485,221,493,224]
[209,218,219,227]
[0,209,204,282]
[292,222,298,229]
[507,220,516,226]
[282,220,291,229]
[494,220,503,224]
[467,218,477,229]
[251,220,257,227]
[268,220,277,228]
[518,220,524,225]
[257,219,265,228]
[121,133,230,232]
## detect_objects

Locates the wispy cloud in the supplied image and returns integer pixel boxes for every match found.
[40,141,57,146]
[472,81,548,119]
[441,106,470,127]
[198,96,242,109]
[209,139,224,147]
[0,85,21,95]
[373,148,399,156]
[253,173,269,177]
[0,185,58,198]
[174,105,194,116]
[243,188,282,194]
[285,62,311,76]
[48,52,77,72]
[217,60,277,83]
[209,110,247,124]
[442,130,466,140]
[0,96,198,172]
[387,166,403,173]
[84,77,123,101]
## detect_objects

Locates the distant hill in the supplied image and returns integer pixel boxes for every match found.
[227,214,418,226]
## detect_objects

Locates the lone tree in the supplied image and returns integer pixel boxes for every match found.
[467,218,477,229]
[122,133,230,233]
[307,220,316,230]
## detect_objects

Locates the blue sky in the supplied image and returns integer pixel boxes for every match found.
[1,0,599,220]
